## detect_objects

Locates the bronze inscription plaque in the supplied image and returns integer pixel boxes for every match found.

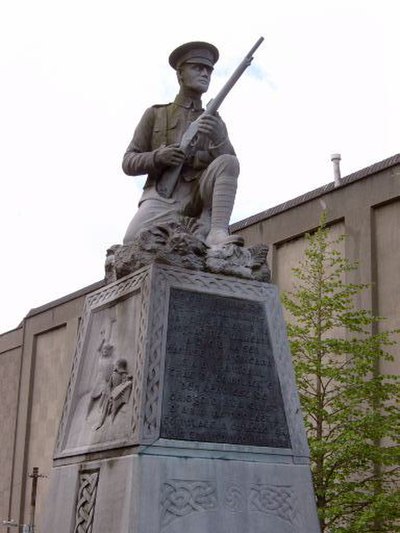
[160,289,291,448]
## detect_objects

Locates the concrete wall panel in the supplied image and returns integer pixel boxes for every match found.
[275,222,345,317]
[373,200,400,375]
[23,326,72,527]
[0,346,22,523]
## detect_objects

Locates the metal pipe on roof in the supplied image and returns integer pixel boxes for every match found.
[331,153,342,186]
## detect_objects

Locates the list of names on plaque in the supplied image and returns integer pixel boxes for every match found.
[160,288,291,447]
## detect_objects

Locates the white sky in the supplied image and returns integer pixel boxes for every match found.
[1,0,399,333]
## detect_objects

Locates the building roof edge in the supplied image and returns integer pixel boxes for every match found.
[231,153,400,232]
[25,279,106,320]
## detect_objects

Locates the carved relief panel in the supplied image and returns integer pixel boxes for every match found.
[55,269,151,457]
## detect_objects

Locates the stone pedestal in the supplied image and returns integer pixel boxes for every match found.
[42,264,320,533]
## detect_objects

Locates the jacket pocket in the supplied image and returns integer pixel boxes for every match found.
[151,107,179,148]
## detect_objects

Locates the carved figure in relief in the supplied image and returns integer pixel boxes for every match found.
[108,358,133,421]
[87,341,114,419]
[89,356,133,430]
[86,319,133,430]
[122,41,243,248]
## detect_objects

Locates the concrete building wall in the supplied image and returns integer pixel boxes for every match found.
[0,328,22,525]
[274,221,345,323]
[274,221,345,293]
[1,281,103,529]
[373,199,400,374]
[23,325,72,527]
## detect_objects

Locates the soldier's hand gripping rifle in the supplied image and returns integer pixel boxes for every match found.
[157,36,264,199]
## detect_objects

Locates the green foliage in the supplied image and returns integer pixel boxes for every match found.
[281,215,400,532]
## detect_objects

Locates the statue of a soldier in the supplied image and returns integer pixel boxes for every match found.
[122,41,242,248]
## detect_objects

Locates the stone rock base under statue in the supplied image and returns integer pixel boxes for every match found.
[41,264,320,533]
[105,220,271,283]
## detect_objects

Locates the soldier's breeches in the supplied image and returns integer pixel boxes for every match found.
[199,154,240,206]
[122,154,240,245]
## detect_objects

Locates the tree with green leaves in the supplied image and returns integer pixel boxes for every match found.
[281,217,400,532]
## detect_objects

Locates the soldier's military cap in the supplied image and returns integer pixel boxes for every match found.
[169,41,219,70]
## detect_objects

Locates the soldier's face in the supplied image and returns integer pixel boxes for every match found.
[178,63,212,94]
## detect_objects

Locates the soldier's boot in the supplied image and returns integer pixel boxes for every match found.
[205,174,244,247]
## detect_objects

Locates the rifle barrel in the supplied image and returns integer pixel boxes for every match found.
[206,36,264,113]
[248,36,264,58]
[158,37,265,197]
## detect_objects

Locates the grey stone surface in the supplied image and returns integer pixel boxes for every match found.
[57,290,142,456]
[40,464,79,533]
[104,221,270,284]
[44,264,319,532]
[55,264,308,458]
[43,453,320,533]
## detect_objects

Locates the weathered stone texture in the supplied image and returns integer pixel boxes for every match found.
[24,326,71,529]
[0,347,21,522]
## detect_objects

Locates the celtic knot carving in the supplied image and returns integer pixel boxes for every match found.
[131,273,151,438]
[158,266,273,300]
[160,480,217,528]
[74,470,100,533]
[143,274,168,439]
[85,270,149,309]
[249,484,297,524]
[223,484,245,512]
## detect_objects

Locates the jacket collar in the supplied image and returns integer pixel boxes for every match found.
[173,93,203,111]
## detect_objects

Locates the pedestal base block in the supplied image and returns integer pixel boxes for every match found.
[43,452,319,533]
[41,264,320,532]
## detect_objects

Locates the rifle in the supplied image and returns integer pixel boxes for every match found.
[157,36,264,198]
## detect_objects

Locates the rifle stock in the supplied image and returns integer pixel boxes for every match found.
[157,36,264,199]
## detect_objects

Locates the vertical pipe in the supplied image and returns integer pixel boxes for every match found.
[331,153,341,186]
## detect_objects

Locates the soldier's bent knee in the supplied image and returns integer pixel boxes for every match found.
[211,154,240,177]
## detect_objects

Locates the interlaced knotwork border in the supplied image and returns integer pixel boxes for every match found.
[249,483,298,525]
[160,479,218,528]
[142,269,169,439]
[131,272,151,439]
[73,469,100,533]
[159,477,299,528]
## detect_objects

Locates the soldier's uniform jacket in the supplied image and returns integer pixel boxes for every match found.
[122,93,235,200]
